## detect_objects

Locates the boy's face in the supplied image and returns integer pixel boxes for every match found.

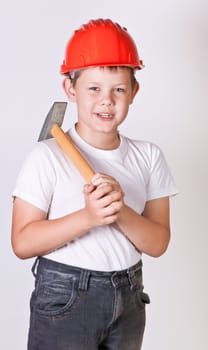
[64,67,138,146]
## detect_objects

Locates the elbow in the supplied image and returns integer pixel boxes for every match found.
[12,246,28,260]
[149,243,169,258]
[147,229,171,258]
[11,239,31,260]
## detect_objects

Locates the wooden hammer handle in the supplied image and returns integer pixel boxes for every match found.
[51,124,95,183]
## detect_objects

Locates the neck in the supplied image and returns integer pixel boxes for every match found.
[75,124,120,150]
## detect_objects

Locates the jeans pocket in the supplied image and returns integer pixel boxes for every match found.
[136,290,151,309]
[34,269,78,316]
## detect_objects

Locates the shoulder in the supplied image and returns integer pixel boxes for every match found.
[15,138,64,182]
[25,137,64,164]
[121,134,164,167]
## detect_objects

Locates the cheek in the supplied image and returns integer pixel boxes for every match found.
[119,98,131,112]
[76,97,94,115]
[118,104,130,122]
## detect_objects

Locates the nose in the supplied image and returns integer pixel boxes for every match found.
[99,90,114,106]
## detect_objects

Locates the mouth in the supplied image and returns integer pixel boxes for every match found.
[96,112,113,119]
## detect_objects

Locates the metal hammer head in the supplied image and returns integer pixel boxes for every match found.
[38,102,67,141]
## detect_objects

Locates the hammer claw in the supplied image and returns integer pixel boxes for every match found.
[38,102,94,183]
[38,102,67,141]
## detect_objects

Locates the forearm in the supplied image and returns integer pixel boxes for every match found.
[117,204,170,257]
[12,208,91,259]
[12,180,123,260]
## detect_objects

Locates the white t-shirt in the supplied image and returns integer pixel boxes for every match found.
[13,125,178,271]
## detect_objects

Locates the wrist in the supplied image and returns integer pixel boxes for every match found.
[117,203,127,226]
[79,208,95,231]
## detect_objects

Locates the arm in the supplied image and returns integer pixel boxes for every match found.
[117,197,170,257]
[11,180,123,259]
[11,197,90,259]
[91,173,171,258]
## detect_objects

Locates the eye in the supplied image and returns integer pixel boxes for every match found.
[115,87,125,93]
[89,86,100,92]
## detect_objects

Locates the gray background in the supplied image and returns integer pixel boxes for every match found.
[1,0,208,349]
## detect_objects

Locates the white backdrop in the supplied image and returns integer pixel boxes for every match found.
[1,0,208,349]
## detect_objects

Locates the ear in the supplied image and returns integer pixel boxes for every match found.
[62,78,76,102]
[130,81,140,104]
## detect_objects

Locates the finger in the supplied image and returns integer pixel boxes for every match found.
[89,183,115,200]
[102,200,123,217]
[99,190,123,208]
[102,214,119,225]
[83,184,96,194]
[91,173,118,187]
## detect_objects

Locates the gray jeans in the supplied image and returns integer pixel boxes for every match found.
[28,257,150,350]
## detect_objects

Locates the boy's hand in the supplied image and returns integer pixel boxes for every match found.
[83,173,124,228]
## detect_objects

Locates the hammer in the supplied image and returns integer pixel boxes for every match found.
[38,102,95,183]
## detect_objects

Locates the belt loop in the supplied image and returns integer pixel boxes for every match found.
[79,269,90,291]
[31,256,40,277]
[127,270,134,290]
[127,260,143,290]
[111,272,117,288]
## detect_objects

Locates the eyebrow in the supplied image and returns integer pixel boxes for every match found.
[87,81,129,86]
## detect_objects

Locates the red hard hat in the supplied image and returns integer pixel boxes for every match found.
[60,19,144,74]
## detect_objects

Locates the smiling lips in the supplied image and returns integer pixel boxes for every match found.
[96,112,113,119]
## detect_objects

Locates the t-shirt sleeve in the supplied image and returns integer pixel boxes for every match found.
[13,142,56,212]
[146,143,178,201]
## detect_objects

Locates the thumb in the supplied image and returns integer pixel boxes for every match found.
[83,183,96,194]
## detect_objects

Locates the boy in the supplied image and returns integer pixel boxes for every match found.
[12,19,177,350]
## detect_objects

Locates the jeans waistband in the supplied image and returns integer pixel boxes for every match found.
[32,257,143,291]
